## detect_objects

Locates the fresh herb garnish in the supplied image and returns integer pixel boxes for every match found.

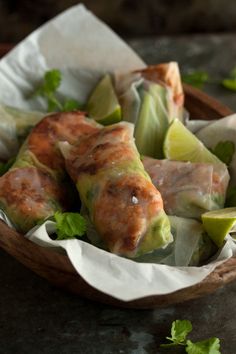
[182,71,209,89]
[225,186,236,207]
[209,141,235,165]
[161,320,192,347]
[34,69,82,112]
[0,156,16,176]
[160,320,221,354]
[222,66,236,92]
[54,211,87,240]
[182,66,236,92]
[62,98,82,112]
[186,338,221,354]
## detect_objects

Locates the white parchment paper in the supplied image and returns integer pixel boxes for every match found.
[0,4,236,301]
[0,4,145,111]
[26,221,236,301]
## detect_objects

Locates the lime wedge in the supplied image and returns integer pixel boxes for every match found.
[202,207,236,247]
[87,74,122,125]
[163,119,221,164]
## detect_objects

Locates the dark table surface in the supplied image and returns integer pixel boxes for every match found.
[1,34,236,354]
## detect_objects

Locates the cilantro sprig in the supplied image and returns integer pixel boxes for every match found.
[182,71,210,89]
[54,211,87,240]
[160,320,221,354]
[161,320,192,347]
[225,186,236,207]
[186,338,221,354]
[34,69,82,112]
[222,67,236,91]
[182,66,236,92]
[210,141,235,165]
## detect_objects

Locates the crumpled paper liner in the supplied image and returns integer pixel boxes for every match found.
[0,4,235,302]
[26,221,236,301]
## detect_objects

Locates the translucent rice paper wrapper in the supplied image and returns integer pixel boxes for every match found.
[186,119,215,134]
[195,114,236,185]
[187,114,236,184]
[0,4,236,301]
[0,104,44,160]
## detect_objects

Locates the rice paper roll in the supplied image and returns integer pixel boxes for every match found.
[135,62,184,120]
[143,157,230,219]
[0,112,100,232]
[13,111,100,178]
[0,167,70,232]
[60,121,172,258]
[114,72,143,125]
[196,114,236,186]
[136,216,216,266]
[0,104,44,160]
[114,63,184,158]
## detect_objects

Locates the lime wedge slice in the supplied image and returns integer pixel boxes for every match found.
[202,207,236,247]
[163,119,221,164]
[87,74,122,125]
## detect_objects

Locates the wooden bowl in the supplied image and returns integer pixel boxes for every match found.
[0,45,235,309]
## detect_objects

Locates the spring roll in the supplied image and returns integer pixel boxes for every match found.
[136,216,216,266]
[143,157,230,218]
[135,62,184,114]
[0,104,44,160]
[60,121,172,258]
[114,63,184,158]
[0,112,100,232]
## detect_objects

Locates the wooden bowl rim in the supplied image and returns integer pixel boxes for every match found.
[0,44,235,308]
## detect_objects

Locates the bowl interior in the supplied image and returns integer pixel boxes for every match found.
[0,46,234,308]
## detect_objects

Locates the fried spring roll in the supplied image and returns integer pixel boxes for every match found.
[0,112,100,232]
[60,122,172,258]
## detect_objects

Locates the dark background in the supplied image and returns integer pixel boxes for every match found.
[1,0,236,42]
[1,3,236,354]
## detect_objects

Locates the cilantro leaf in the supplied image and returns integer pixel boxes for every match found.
[160,320,221,353]
[44,69,62,92]
[222,66,236,91]
[182,71,209,89]
[161,320,192,347]
[33,69,81,112]
[186,338,221,354]
[0,157,16,176]
[34,69,62,112]
[54,212,87,240]
[35,69,61,96]
[222,79,236,91]
[210,141,235,165]
[170,320,192,344]
[225,186,236,207]
[62,99,83,112]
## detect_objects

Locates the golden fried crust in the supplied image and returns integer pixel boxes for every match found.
[28,111,99,171]
[0,167,68,220]
[94,174,163,254]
